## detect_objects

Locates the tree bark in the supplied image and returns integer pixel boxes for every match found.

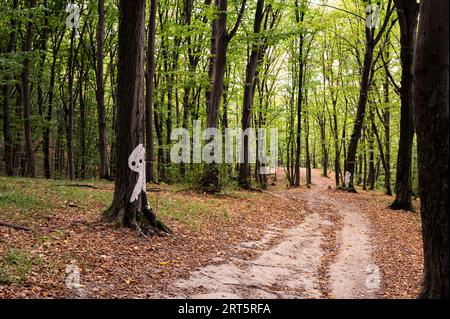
[370,105,391,196]
[109,46,118,177]
[238,0,264,189]
[79,55,87,179]
[304,90,311,186]
[383,49,392,195]
[104,0,147,227]
[293,0,305,187]
[412,0,449,299]
[344,1,394,191]
[1,0,18,176]
[344,26,373,191]
[13,85,24,176]
[368,124,375,190]
[96,0,109,179]
[44,28,64,179]
[202,0,246,192]
[145,0,157,182]
[21,0,36,178]
[390,0,419,211]
[65,28,76,180]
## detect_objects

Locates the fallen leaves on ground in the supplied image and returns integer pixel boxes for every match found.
[328,188,423,298]
[1,180,305,298]
[0,171,423,299]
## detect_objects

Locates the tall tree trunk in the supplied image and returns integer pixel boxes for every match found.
[13,85,24,176]
[202,0,246,192]
[109,46,117,177]
[344,26,373,191]
[362,126,367,190]
[332,99,341,187]
[21,0,36,178]
[145,0,157,182]
[368,125,375,190]
[238,0,264,189]
[65,28,76,180]
[96,0,109,179]
[371,104,391,196]
[1,0,18,176]
[105,0,147,227]
[79,56,87,179]
[341,96,348,185]
[383,50,392,195]
[413,0,449,299]
[319,114,327,177]
[390,0,419,211]
[55,109,64,177]
[293,0,305,187]
[44,30,64,179]
[2,83,13,176]
[344,1,394,191]
[37,0,49,118]
[304,91,311,186]
[202,0,229,192]
[312,130,316,169]
[154,102,166,182]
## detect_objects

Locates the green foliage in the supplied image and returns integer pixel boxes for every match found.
[0,0,416,197]
[0,248,33,285]
[0,177,113,217]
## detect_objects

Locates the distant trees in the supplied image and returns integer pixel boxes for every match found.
[0,0,399,189]
[285,0,312,187]
[0,0,443,211]
[412,0,449,299]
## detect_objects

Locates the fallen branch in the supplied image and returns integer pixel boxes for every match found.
[0,220,32,232]
[60,184,98,189]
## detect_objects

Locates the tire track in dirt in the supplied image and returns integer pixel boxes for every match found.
[306,172,377,298]
[161,169,377,299]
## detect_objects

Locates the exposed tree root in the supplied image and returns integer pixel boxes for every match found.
[64,184,98,189]
[141,191,173,236]
[0,221,32,232]
[103,191,173,237]
[389,200,414,212]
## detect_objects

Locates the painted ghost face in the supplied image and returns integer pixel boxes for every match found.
[128,144,146,202]
[128,144,145,172]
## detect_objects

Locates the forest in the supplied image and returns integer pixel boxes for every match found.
[0,0,448,300]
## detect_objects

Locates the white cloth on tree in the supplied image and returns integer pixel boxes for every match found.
[128,144,146,202]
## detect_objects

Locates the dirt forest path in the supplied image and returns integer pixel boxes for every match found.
[162,169,378,299]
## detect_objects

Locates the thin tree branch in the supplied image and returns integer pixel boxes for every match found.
[228,0,247,39]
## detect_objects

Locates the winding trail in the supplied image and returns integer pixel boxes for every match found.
[165,169,377,299]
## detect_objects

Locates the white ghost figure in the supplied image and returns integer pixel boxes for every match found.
[128,144,146,203]
[344,171,351,188]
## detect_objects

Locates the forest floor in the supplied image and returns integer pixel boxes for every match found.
[0,169,423,298]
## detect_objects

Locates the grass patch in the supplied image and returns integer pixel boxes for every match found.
[0,177,113,215]
[0,176,230,229]
[0,191,46,210]
[148,195,230,229]
[0,248,33,285]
